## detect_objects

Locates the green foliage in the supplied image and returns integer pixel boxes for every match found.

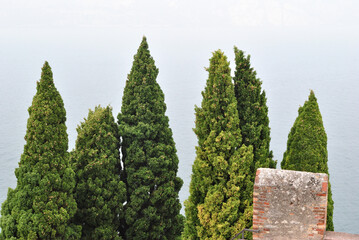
[183,50,254,240]
[233,48,276,237]
[281,90,334,231]
[118,37,183,240]
[233,47,276,170]
[0,62,81,239]
[71,106,126,239]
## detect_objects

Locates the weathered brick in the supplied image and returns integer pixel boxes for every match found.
[252,168,328,240]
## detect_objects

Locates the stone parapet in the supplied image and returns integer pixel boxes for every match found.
[253,168,328,240]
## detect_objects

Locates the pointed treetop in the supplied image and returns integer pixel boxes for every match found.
[129,36,158,78]
[200,49,236,120]
[234,46,251,62]
[234,46,252,68]
[298,90,320,117]
[141,35,148,45]
[204,49,232,92]
[41,61,52,76]
[135,36,150,58]
[309,89,317,101]
[209,49,230,71]
[38,61,54,89]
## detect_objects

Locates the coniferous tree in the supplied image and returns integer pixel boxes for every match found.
[233,47,276,170]
[0,62,81,239]
[183,50,253,240]
[118,37,183,240]
[71,106,126,239]
[281,90,334,231]
[233,48,277,235]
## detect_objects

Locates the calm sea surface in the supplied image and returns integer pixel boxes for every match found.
[0,28,358,234]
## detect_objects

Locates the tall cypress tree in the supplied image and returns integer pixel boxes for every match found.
[233,48,276,234]
[233,47,276,170]
[71,106,126,239]
[281,90,334,231]
[0,62,81,239]
[183,50,253,240]
[118,37,183,240]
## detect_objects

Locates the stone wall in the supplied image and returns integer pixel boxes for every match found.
[253,168,328,240]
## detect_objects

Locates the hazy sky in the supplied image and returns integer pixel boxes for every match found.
[0,0,358,29]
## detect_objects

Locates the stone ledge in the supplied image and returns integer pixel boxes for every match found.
[324,231,359,240]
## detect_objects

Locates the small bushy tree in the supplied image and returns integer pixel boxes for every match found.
[183,50,253,240]
[281,90,334,231]
[118,37,183,239]
[71,106,126,239]
[0,62,81,239]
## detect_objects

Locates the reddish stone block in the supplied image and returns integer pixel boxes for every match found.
[316,193,326,196]
[322,182,328,192]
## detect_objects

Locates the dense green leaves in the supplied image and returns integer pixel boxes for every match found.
[0,62,81,239]
[118,37,183,240]
[233,48,276,236]
[281,90,334,231]
[71,106,126,239]
[183,50,254,240]
[233,47,276,170]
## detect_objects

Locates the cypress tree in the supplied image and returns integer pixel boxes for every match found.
[71,106,126,239]
[233,47,276,170]
[183,50,253,240]
[0,62,81,239]
[118,37,183,240]
[281,90,334,231]
[233,48,277,234]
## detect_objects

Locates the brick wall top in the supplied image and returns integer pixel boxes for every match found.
[253,168,328,240]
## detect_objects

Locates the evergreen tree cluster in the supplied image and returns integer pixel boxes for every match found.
[184,48,334,238]
[0,37,335,240]
[0,37,183,239]
[183,50,254,240]
[184,49,275,240]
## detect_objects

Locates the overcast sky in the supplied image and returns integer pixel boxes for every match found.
[0,0,358,29]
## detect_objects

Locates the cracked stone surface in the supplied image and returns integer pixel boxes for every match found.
[253,168,328,240]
